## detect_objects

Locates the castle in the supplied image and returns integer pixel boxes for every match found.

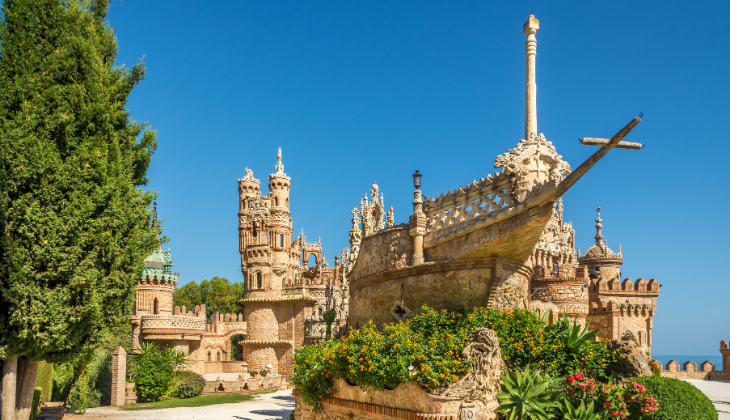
[128,209,248,375]
[129,151,351,377]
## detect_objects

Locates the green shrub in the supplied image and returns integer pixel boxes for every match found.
[629,376,717,420]
[68,365,101,413]
[292,306,621,412]
[260,370,268,377]
[163,370,206,399]
[36,362,54,404]
[52,362,75,402]
[30,387,42,420]
[131,343,176,402]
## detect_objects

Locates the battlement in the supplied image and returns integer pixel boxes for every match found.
[173,304,206,318]
[655,342,730,380]
[137,277,177,288]
[591,278,659,293]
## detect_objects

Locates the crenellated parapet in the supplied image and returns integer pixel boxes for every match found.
[654,340,730,380]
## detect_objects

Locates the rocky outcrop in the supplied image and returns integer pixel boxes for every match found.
[607,339,652,380]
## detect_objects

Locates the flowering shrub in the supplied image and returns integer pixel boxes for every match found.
[629,376,716,420]
[564,373,658,419]
[291,306,622,412]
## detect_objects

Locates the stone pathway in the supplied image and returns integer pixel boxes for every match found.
[78,389,294,420]
[686,379,730,420]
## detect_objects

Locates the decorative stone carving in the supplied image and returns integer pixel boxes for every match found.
[360,182,387,237]
[140,315,205,331]
[390,301,413,322]
[438,328,503,420]
[494,132,571,203]
[269,147,290,181]
[531,199,576,268]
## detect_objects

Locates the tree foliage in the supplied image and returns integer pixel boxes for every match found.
[0,0,159,362]
[173,277,245,319]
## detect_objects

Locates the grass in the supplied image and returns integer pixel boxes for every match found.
[122,394,255,410]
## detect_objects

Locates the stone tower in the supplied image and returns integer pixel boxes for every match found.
[580,208,660,352]
[237,149,347,375]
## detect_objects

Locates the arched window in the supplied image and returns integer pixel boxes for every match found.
[279,234,284,247]
[256,272,263,289]
[153,298,159,315]
[275,197,279,206]
[286,198,289,207]
[207,351,211,361]
[317,307,323,318]
[216,351,221,361]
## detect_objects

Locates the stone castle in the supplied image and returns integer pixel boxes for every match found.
[129,150,351,377]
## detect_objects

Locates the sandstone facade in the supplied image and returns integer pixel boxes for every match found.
[236,149,349,376]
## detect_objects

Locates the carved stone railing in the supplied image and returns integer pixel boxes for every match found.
[140,315,205,331]
[423,174,515,234]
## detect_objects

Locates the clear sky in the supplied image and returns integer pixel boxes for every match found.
[107,0,729,356]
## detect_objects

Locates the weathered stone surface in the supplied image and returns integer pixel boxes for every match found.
[606,339,652,380]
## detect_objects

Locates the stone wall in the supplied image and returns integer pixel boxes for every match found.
[203,374,285,395]
[351,227,413,278]
[655,340,730,381]
[349,259,494,328]
[349,257,531,328]
[295,380,466,420]
[656,360,728,380]
[134,283,175,316]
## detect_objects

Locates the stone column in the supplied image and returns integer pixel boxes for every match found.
[110,347,127,407]
[523,13,539,141]
[409,189,426,265]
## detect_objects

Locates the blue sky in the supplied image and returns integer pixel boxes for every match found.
[108,0,729,356]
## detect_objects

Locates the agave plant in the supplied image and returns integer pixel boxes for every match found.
[560,399,601,420]
[496,366,561,420]
[546,312,598,354]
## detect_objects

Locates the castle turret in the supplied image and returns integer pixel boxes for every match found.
[579,207,624,281]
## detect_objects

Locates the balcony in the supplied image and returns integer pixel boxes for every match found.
[140,314,205,332]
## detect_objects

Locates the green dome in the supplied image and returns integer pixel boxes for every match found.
[141,248,178,283]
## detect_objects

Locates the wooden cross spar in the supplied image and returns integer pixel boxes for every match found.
[552,115,643,198]
[578,113,645,150]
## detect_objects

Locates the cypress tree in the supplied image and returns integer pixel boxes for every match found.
[0,0,159,417]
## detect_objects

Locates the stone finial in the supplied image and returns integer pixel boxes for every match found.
[594,207,604,246]
[386,206,395,228]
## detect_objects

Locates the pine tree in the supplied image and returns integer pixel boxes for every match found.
[0,1,159,417]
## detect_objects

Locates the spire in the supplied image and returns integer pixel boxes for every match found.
[594,207,604,247]
[386,206,395,228]
[523,12,540,141]
[153,198,162,240]
[270,147,290,180]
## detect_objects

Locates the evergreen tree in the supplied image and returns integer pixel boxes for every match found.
[0,0,158,417]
